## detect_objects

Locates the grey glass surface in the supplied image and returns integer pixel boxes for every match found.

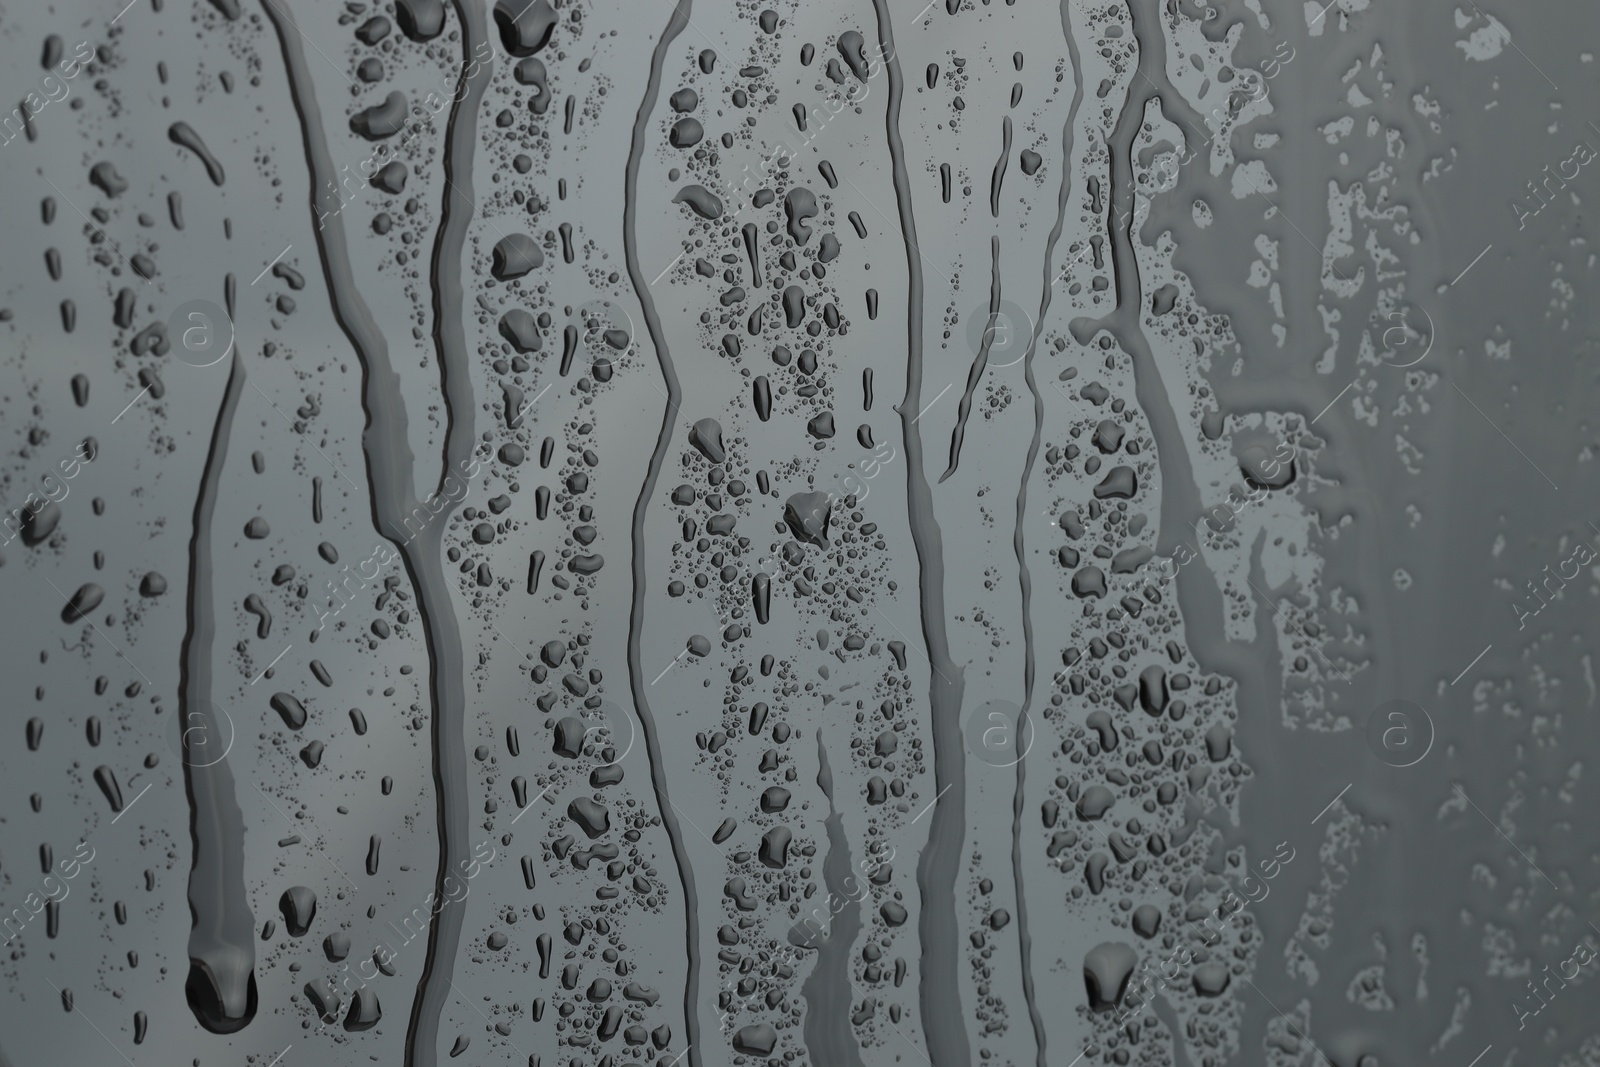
[0,2,1595,1066]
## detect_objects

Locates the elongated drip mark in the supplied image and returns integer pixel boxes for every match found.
[800,737,867,1067]
[561,325,578,376]
[941,235,1001,482]
[1061,21,1281,1062]
[621,6,704,1067]
[868,1,969,1065]
[402,2,490,1064]
[428,0,489,491]
[1005,7,1088,1063]
[990,115,1012,218]
[180,356,257,1035]
[742,222,762,287]
[257,1,483,1062]
[1067,0,1208,562]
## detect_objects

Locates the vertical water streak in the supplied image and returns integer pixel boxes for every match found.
[179,356,257,1034]
[990,115,1012,218]
[1069,0,1204,584]
[1007,6,1087,1062]
[620,6,704,1067]
[1113,2,1312,1056]
[867,2,970,1064]
[403,1,489,1061]
[428,0,489,488]
[801,736,867,1067]
[940,236,1001,483]
[256,3,473,1062]
[1072,5,1286,1058]
[1104,0,1269,690]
